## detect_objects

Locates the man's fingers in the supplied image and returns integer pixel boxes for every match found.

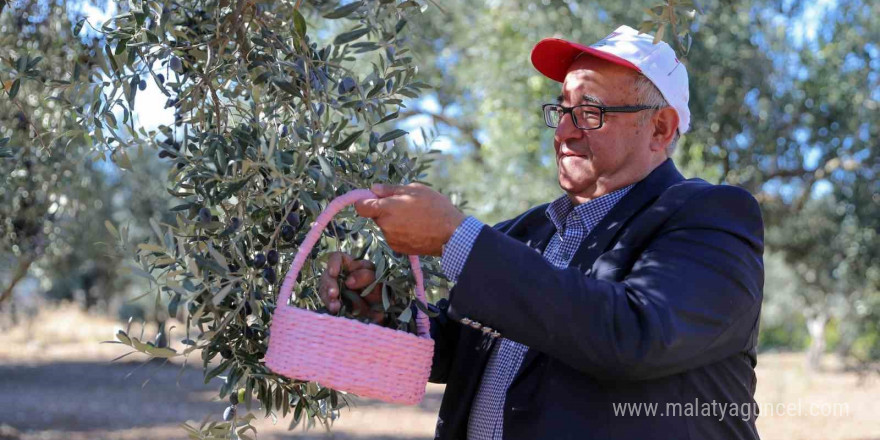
[369,184,394,197]
[353,198,382,219]
[319,252,383,323]
[371,183,425,197]
[362,282,383,304]
[346,288,385,324]
[348,259,376,272]
[345,268,376,290]
[364,284,385,324]
[369,308,385,324]
[326,252,341,278]
[346,294,385,324]
[318,270,341,313]
[327,251,356,276]
[321,252,355,314]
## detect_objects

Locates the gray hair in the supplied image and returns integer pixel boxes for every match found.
[633,74,680,156]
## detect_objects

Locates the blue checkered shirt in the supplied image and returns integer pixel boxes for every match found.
[441,185,634,440]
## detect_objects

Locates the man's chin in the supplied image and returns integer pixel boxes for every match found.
[558,176,585,193]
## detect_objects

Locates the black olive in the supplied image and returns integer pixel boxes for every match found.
[252,253,266,268]
[286,212,300,229]
[337,76,356,94]
[281,225,296,241]
[198,207,211,223]
[323,221,346,238]
[170,56,183,72]
[267,249,279,266]
[240,300,253,318]
[263,267,276,284]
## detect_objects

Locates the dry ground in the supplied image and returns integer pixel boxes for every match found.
[0,304,878,439]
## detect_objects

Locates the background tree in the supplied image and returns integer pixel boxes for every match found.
[0,0,174,320]
[405,0,879,369]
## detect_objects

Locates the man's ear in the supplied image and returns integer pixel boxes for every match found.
[649,107,679,153]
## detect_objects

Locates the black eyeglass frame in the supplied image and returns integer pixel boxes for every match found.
[542,103,660,130]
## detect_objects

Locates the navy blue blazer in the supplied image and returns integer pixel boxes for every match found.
[426,159,764,440]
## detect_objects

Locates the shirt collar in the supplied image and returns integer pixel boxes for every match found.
[545,184,635,235]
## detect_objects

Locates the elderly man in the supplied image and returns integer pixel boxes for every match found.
[319,26,763,440]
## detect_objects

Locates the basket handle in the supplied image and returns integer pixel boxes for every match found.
[277,189,430,339]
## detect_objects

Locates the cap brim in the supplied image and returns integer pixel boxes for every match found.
[530,38,641,83]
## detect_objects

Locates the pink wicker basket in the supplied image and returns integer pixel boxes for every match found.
[264,189,434,405]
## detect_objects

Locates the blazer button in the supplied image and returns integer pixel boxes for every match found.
[469,321,482,330]
[460,317,472,325]
[482,327,501,339]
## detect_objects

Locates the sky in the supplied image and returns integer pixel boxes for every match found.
[79,1,174,131]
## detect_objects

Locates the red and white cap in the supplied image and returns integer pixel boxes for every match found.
[531,25,690,134]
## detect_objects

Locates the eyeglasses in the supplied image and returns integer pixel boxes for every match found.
[542,103,659,130]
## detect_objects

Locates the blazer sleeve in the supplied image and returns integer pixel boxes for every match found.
[448,185,764,381]
[427,216,517,384]
[426,298,457,384]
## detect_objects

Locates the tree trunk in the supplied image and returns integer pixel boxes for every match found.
[806,312,828,371]
[0,257,33,307]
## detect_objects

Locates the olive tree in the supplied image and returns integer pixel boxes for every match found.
[6,0,445,437]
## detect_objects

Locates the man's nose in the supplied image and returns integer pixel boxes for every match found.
[554,111,583,145]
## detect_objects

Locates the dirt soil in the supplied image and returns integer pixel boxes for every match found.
[0,304,878,439]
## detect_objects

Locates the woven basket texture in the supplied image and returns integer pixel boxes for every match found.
[265,189,435,405]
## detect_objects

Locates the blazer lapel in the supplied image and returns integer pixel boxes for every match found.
[572,158,686,274]
[511,159,685,386]
[521,215,557,254]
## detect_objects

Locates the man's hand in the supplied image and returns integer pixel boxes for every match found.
[353,183,466,256]
[318,252,385,324]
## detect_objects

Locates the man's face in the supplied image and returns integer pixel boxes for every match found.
[554,56,655,201]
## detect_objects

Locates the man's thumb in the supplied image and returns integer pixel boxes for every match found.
[370,183,395,197]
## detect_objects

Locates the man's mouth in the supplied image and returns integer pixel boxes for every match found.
[557,144,589,159]
[559,152,589,159]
